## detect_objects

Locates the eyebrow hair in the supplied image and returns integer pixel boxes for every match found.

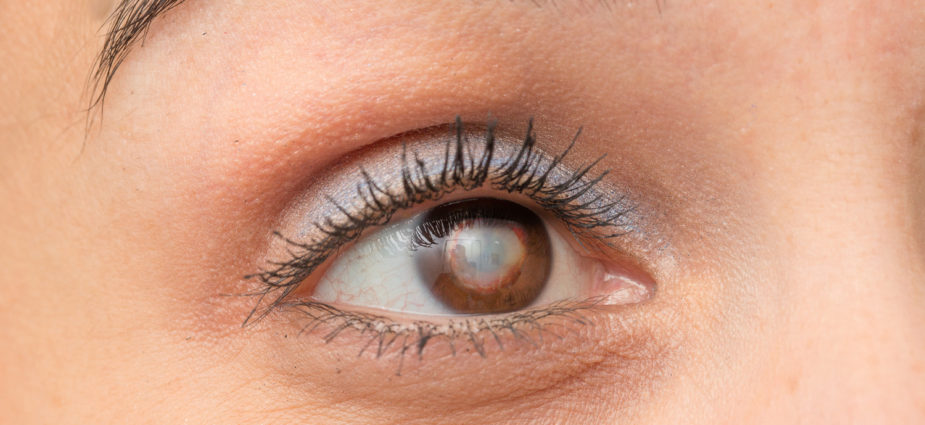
[89,0,189,110]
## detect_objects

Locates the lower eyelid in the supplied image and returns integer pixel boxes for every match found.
[257,297,677,417]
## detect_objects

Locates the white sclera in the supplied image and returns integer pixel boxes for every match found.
[312,210,592,316]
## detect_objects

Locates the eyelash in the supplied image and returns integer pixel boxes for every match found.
[284,298,604,375]
[243,118,634,359]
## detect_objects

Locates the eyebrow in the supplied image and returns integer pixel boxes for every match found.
[90,0,189,110]
[87,0,650,112]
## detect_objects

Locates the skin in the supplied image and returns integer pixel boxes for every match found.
[1,0,924,423]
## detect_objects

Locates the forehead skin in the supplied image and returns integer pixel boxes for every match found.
[1,1,925,424]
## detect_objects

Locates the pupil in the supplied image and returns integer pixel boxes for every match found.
[414,198,551,314]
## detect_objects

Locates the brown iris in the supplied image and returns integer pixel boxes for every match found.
[414,199,551,314]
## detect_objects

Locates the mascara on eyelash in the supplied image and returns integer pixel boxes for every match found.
[243,117,636,325]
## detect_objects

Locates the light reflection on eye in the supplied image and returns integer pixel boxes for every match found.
[313,197,645,317]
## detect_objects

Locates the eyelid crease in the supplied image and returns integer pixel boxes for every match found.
[243,118,637,325]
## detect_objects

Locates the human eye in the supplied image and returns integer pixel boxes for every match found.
[312,196,650,318]
[244,119,657,365]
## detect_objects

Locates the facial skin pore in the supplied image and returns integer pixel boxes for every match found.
[1,1,924,424]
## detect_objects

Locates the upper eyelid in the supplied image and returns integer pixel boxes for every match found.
[243,120,636,324]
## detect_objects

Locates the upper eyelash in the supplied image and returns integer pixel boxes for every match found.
[243,117,633,324]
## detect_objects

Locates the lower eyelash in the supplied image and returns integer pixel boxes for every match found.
[280,297,604,375]
[244,117,634,324]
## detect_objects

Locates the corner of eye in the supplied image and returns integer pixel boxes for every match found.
[584,256,657,306]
